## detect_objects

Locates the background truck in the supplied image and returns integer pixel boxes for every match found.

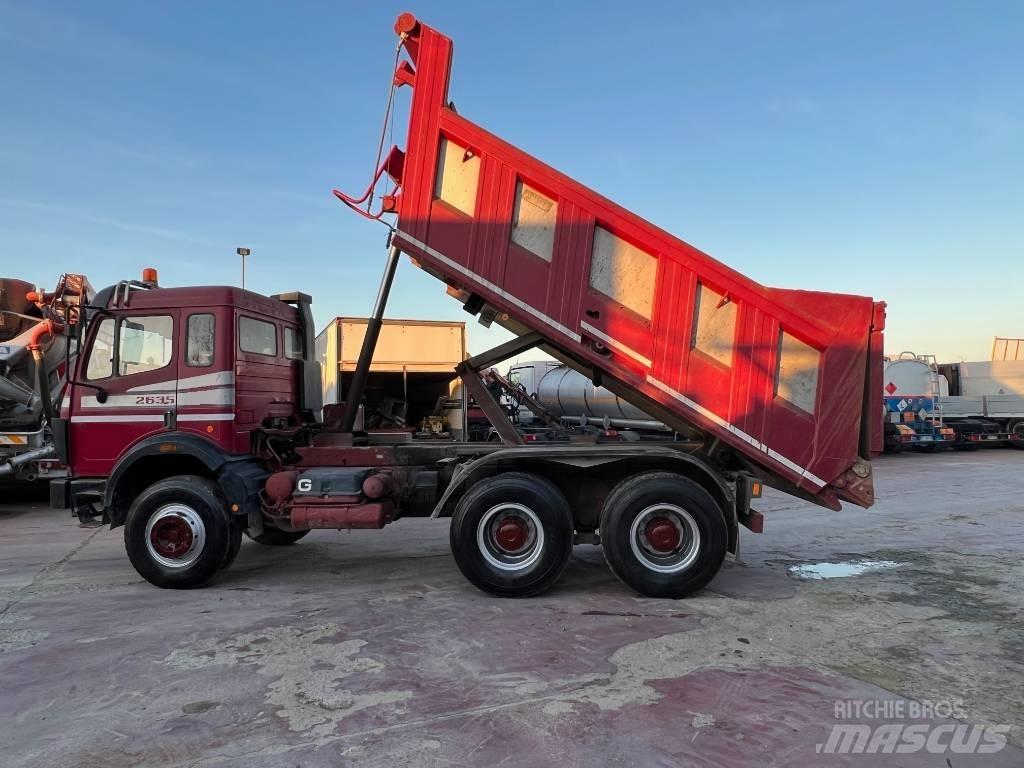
[881,353,955,452]
[51,14,884,600]
[316,316,468,439]
[936,357,1024,446]
[0,274,93,482]
[881,351,1024,450]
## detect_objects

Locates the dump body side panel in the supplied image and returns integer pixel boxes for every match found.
[384,16,883,507]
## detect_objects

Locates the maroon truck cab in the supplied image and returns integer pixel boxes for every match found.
[51,275,320,525]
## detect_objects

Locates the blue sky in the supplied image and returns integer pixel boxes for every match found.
[1,0,1021,362]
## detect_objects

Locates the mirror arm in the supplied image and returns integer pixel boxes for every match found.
[70,380,108,404]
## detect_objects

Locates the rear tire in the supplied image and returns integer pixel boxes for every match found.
[1008,421,1024,450]
[449,472,573,597]
[247,527,310,546]
[600,471,727,599]
[124,475,232,589]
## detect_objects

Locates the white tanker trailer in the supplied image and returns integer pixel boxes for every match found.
[506,361,674,437]
[882,352,1024,451]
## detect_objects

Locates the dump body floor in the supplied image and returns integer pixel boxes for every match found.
[1,451,1022,767]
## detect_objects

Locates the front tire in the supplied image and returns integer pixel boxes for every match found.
[600,471,727,599]
[449,472,573,597]
[124,475,232,589]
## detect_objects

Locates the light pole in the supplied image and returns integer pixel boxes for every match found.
[236,247,250,289]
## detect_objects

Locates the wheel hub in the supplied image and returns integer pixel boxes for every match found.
[477,503,544,572]
[629,504,701,574]
[144,504,207,569]
[150,517,194,557]
[495,517,530,552]
[644,518,681,553]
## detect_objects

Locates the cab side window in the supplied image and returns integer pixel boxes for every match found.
[186,314,215,367]
[239,316,277,356]
[284,326,303,360]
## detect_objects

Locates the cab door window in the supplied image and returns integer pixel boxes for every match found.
[86,317,115,380]
[85,315,174,380]
[118,316,174,375]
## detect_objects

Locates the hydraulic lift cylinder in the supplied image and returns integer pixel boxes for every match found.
[340,245,402,432]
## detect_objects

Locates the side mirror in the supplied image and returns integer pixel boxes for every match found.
[72,381,108,403]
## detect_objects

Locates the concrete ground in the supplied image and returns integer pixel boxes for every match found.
[1,451,1022,767]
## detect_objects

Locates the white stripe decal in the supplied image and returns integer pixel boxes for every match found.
[128,371,234,393]
[70,413,235,424]
[397,232,583,343]
[82,387,235,408]
[179,414,235,422]
[70,415,164,423]
[177,387,234,406]
[645,375,826,488]
[580,321,652,368]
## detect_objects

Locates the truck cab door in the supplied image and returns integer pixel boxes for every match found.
[175,311,235,448]
[69,312,178,477]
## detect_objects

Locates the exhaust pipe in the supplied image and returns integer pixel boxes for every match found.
[0,443,56,478]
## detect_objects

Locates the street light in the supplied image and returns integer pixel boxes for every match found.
[236,247,251,289]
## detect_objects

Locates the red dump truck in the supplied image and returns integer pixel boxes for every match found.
[50,14,884,599]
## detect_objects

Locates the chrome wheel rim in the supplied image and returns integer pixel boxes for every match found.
[629,503,701,574]
[477,503,544,572]
[146,504,206,569]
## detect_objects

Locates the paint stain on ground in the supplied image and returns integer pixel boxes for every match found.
[163,623,411,738]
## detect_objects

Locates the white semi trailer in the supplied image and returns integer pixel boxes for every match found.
[936,359,1024,446]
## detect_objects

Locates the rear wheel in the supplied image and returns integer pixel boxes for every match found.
[124,475,232,589]
[247,527,310,546]
[600,471,727,599]
[1008,421,1024,450]
[449,472,573,597]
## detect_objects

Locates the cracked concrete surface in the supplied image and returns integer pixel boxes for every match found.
[1,451,1022,767]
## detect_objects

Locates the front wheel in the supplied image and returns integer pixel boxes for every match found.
[600,471,727,599]
[124,475,233,589]
[449,472,573,597]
